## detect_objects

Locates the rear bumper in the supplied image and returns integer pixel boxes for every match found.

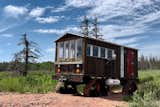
[52,74,84,83]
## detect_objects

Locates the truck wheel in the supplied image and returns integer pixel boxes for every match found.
[122,81,137,95]
[83,79,96,97]
[71,84,79,95]
[83,79,103,97]
[55,82,64,93]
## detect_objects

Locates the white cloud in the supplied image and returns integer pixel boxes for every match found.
[35,16,59,24]
[65,0,93,8]
[63,0,160,50]
[34,27,79,35]
[100,24,147,39]
[4,5,28,18]
[0,26,11,33]
[0,34,14,38]
[52,5,68,12]
[29,7,45,17]
[112,36,146,46]
[64,0,159,37]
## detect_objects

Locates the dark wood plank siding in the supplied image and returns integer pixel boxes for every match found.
[55,33,138,80]
[84,38,121,79]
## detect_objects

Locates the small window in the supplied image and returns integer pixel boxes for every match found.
[76,39,82,58]
[93,45,98,57]
[100,47,105,58]
[69,40,75,58]
[58,42,64,59]
[112,50,116,60]
[86,44,90,56]
[64,41,69,59]
[105,48,108,59]
[108,49,113,60]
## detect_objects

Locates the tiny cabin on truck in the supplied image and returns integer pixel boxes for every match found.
[53,33,138,96]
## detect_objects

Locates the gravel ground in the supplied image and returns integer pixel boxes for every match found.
[0,92,128,107]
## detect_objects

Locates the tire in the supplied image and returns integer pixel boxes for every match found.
[83,79,108,97]
[122,81,137,95]
[55,82,64,93]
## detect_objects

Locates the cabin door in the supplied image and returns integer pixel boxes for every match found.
[127,50,135,78]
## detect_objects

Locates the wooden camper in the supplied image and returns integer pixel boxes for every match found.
[53,33,138,96]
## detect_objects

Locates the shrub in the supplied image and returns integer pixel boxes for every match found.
[129,70,160,107]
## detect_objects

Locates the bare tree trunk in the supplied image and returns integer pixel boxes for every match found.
[23,39,29,76]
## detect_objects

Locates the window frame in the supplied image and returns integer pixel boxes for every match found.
[57,42,64,60]
[69,40,75,59]
[85,44,116,60]
[93,45,99,57]
[76,39,83,59]
[100,47,106,58]
[86,44,91,56]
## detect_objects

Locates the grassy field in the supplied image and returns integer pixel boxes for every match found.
[0,70,160,107]
[0,71,57,93]
[128,70,160,107]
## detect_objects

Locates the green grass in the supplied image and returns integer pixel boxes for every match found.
[128,70,160,107]
[0,69,160,107]
[0,71,58,93]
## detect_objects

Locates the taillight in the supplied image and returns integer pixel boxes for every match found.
[57,68,61,73]
[76,68,80,74]
[76,64,81,73]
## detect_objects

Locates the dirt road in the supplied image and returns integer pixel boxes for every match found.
[0,92,128,107]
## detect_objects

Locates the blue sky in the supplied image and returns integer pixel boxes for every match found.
[0,0,160,62]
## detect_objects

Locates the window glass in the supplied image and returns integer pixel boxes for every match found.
[112,50,116,60]
[69,40,75,58]
[93,45,98,57]
[101,47,105,58]
[58,42,64,59]
[76,39,82,58]
[64,41,69,59]
[86,44,90,56]
[108,49,113,60]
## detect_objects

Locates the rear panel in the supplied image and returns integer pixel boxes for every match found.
[124,48,138,79]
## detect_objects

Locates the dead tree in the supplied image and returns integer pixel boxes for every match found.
[91,17,103,39]
[9,53,23,75]
[80,16,90,36]
[12,33,41,76]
